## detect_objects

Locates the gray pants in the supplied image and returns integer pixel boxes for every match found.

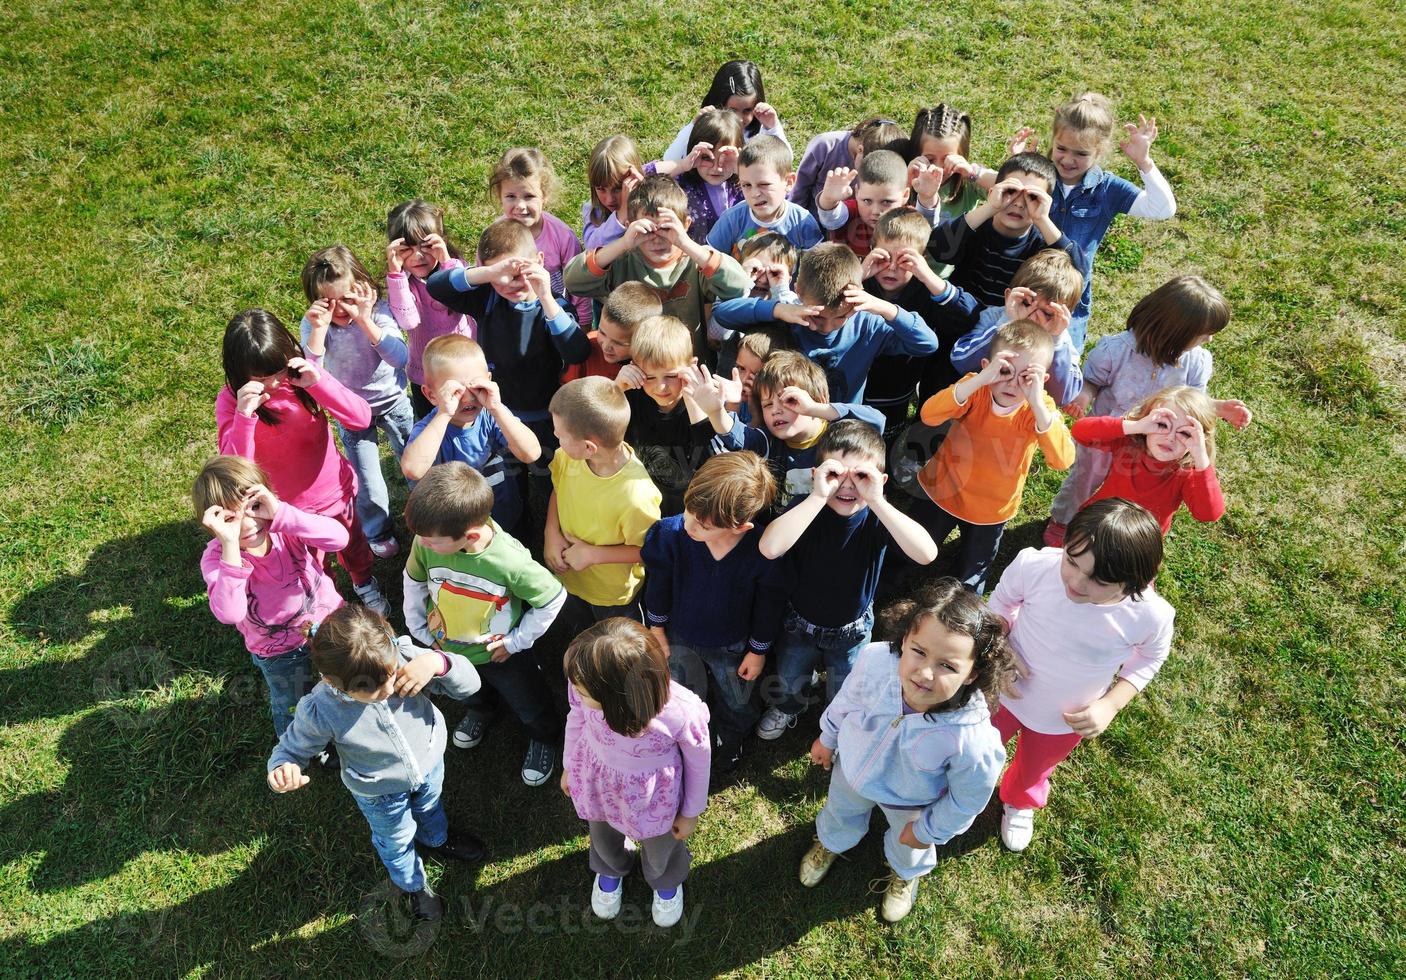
[816,761,936,881]
[1050,445,1114,525]
[588,821,691,892]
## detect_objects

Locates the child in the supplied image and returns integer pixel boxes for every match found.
[582,135,645,251]
[911,319,1075,595]
[195,456,347,740]
[1010,94,1176,349]
[489,147,592,327]
[1072,386,1225,533]
[987,498,1175,852]
[727,323,797,425]
[926,152,1085,309]
[1045,276,1252,547]
[402,463,567,787]
[562,282,663,384]
[754,421,938,739]
[400,335,543,536]
[712,242,939,404]
[909,103,1000,225]
[662,59,787,160]
[699,350,885,508]
[267,604,486,923]
[791,116,907,219]
[300,245,412,559]
[949,248,1085,408]
[563,175,750,363]
[545,377,663,621]
[216,309,390,615]
[384,199,474,420]
[426,220,590,454]
[642,452,785,771]
[646,107,745,244]
[561,619,711,927]
[613,315,718,515]
[707,233,800,366]
[800,579,1014,922]
[707,136,824,257]
[815,148,911,258]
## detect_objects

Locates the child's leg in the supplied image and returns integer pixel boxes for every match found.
[906,494,960,552]
[637,831,691,893]
[250,645,314,739]
[992,706,1082,810]
[1049,445,1113,525]
[321,495,376,587]
[696,643,761,756]
[819,608,875,703]
[480,651,563,744]
[815,761,878,855]
[587,821,636,879]
[769,622,823,716]
[352,787,430,893]
[665,640,710,701]
[338,420,393,545]
[953,519,1006,596]
[379,395,415,463]
[407,759,449,850]
[878,805,938,880]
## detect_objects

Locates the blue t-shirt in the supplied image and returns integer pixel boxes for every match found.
[785,503,893,628]
[408,408,521,531]
[707,200,824,257]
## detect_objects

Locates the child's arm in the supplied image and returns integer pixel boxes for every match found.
[776,386,885,434]
[710,296,786,330]
[561,249,611,300]
[425,265,494,318]
[267,702,332,793]
[1049,335,1084,407]
[907,733,1005,847]
[758,460,843,559]
[291,358,373,431]
[673,703,713,834]
[1020,372,1075,471]
[843,287,940,357]
[300,303,333,361]
[742,557,787,680]
[1022,186,1065,248]
[789,132,833,211]
[393,636,483,700]
[1070,414,1133,450]
[365,303,410,370]
[402,550,433,646]
[1213,399,1254,429]
[471,378,542,465]
[1063,608,1174,737]
[340,281,409,370]
[1120,115,1177,220]
[521,262,589,363]
[266,493,350,553]
[923,357,1007,426]
[1181,416,1226,523]
[400,385,458,480]
[985,548,1029,630]
[851,462,938,564]
[815,646,875,760]
[200,526,252,626]
[385,244,422,331]
[497,585,568,659]
[640,523,675,657]
[543,489,569,574]
[584,217,656,273]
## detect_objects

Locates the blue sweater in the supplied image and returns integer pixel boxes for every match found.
[926,215,1086,309]
[785,502,892,627]
[706,200,824,256]
[949,307,1084,406]
[862,276,982,403]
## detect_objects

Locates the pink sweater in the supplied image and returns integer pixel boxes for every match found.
[564,682,711,840]
[200,502,348,657]
[385,258,475,386]
[989,547,1175,735]
[535,212,592,328]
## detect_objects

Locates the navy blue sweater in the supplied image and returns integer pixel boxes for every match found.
[785,503,893,628]
[926,215,1086,309]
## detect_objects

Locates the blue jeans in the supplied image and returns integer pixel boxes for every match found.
[461,650,563,744]
[769,607,874,716]
[667,638,760,754]
[251,646,315,739]
[338,395,414,543]
[351,759,448,892]
[907,495,1006,596]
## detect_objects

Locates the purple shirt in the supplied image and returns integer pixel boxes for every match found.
[644,162,744,245]
[386,259,474,386]
[790,129,854,218]
[533,211,592,327]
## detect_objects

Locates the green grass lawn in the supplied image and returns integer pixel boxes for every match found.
[2,0,1404,975]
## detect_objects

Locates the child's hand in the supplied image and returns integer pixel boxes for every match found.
[436,378,468,416]
[1018,362,1048,404]
[468,376,503,413]
[821,167,857,203]
[305,298,334,333]
[1215,398,1253,430]
[841,283,890,318]
[1119,114,1158,171]
[752,102,780,130]
[1063,696,1119,737]
[777,384,821,418]
[810,458,846,500]
[561,532,595,571]
[1041,301,1072,337]
[895,247,942,292]
[716,144,740,173]
[908,158,944,203]
[681,362,725,416]
[1023,185,1053,224]
[543,524,570,573]
[849,462,885,504]
[718,367,744,407]
[202,503,244,548]
[486,636,510,663]
[1185,416,1211,469]
[240,483,279,523]
[744,257,791,293]
[671,813,700,841]
[522,262,553,301]
[772,302,823,327]
[614,363,645,392]
[235,380,270,417]
[1004,285,1041,322]
[617,166,645,225]
[1066,388,1094,420]
[621,217,658,249]
[649,626,672,660]
[652,207,689,248]
[286,357,321,388]
[680,140,715,174]
[560,768,571,796]
[424,233,452,266]
[1128,405,1178,436]
[809,738,833,770]
[347,280,378,324]
[738,652,764,681]
[268,762,309,793]
[987,178,1025,212]
[942,152,980,180]
[394,652,441,698]
[978,350,1018,387]
[859,246,892,282]
[386,238,407,274]
[898,820,925,849]
[1007,125,1038,157]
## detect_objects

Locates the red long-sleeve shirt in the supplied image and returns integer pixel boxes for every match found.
[1073,415,1225,534]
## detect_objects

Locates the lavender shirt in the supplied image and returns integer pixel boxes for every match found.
[644,162,744,244]
[386,259,474,386]
[790,129,854,218]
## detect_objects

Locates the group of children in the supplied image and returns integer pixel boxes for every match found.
[196,60,1252,929]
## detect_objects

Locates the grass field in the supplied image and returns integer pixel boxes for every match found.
[2,0,1405,975]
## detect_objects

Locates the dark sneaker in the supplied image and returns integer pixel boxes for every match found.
[422,828,487,864]
[403,885,444,922]
[452,712,489,749]
[521,739,555,787]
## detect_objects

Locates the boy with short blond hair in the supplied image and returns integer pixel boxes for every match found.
[563,281,663,384]
[708,136,825,257]
[913,319,1076,594]
[815,149,911,258]
[642,451,785,771]
[546,377,663,622]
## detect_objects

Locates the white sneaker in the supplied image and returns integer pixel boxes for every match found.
[1000,804,1035,852]
[651,883,684,928]
[369,536,400,559]
[590,874,623,920]
[879,870,918,923]
[755,707,797,741]
[353,578,392,618]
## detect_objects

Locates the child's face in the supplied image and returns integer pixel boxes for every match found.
[426,355,490,426]
[419,529,476,555]
[596,316,633,364]
[798,296,851,336]
[594,183,623,214]
[817,450,881,516]
[233,501,272,551]
[738,162,794,223]
[724,94,758,129]
[759,385,820,442]
[499,178,544,231]
[695,143,741,185]
[991,171,1051,236]
[897,615,977,712]
[551,412,596,460]
[318,277,358,326]
[485,248,543,303]
[854,180,907,229]
[1051,128,1101,185]
[870,237,916,293]
[918,134,963,170]
[635,359,688,409]
[682,510,751,546]
[341,669,398,703]
[983,347,1050,407]
[1059,543,1127,605]
[734,349,764,401]
[633,210,685,265]
[1141,404,1199,463]
[401,240,439,280]
[741,254,791,297]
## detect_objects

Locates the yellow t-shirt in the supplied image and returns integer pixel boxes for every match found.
[549,446,662,605]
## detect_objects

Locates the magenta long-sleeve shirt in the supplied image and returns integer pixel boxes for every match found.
[385,258,475,387]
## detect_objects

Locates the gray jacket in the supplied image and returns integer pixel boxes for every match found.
[268,636,480,797]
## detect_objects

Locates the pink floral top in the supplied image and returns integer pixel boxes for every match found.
[564,682,711,840]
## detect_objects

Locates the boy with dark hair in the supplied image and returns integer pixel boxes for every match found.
[708,136,825,256]
[815,148,912,258]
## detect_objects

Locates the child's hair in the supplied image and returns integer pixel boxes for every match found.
[700,60,766,133]
[856,148,907,190]
[754,349,828,403]
[1127,275,1231,365]
[421,334,486,384]
[387,199,462,259]
[602,282,663,330]
[996,152,1057,193]
[477,219,537,263]
[489,147,559,209]
[223,309,318,425]
[688,107,745,155]
[564,618,671,737]
[992,318,1056,362]
[1010,249,1084,309]
[627,174,689,224]
[1126,385,1219,467]
[191,454,270,519]
[549,376,630,448]
[586,136,644,226]
[1065,498,1164,600]
[404,461,494,538]
[629,315,693,369]
[853,116,907,156]
[737,324,796,364]
[311,604,398,695]
[873,207,932,252]
[737,135,794,176]
[794,243,861,309]
[877,577,1020,712]
[816,418,886,472]
[737,231,799,274]
[1052,92,1117,158]
[300,244,380,303]
[910,104,974,204]
[683,450,777,528]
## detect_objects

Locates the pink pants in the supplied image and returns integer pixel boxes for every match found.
[316,495,375,587]
[992,705,1084,810]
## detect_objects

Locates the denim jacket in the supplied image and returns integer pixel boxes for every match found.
[268,636,480,797]
[819,642,1005,845]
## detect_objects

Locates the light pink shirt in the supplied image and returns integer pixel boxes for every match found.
[385,257,475,386]
[989,547,1175,735]
[534,211,592,327]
